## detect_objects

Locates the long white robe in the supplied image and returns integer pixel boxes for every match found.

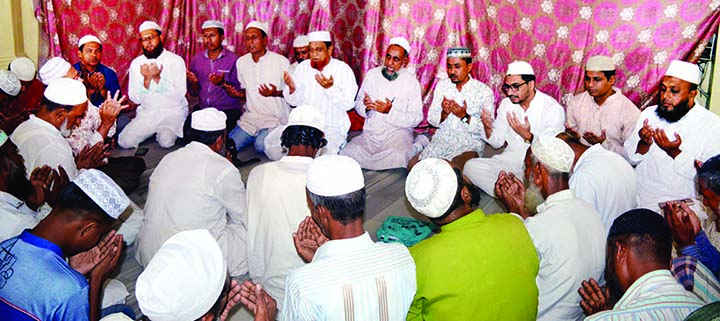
[11,115,79,179]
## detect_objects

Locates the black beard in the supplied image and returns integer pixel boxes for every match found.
[143,42,164,59]
[604,255,625,305]
[381,67,399,81]
[655,98,691,123]
[7,161,33,202]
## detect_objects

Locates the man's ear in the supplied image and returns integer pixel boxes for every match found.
[615,241,629,264]
[460,185,472,205]
[695,160,704,172]
[532,163,543,187]
[53,109,68,124]
[328,45,334,57]
[79,220,98,238]
[608,75,616,86]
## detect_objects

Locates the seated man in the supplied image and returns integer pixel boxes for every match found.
[405,158,539,320]
[414,47,494,168]
[566,55,639,160]
[119,21,188,149]
[73,35,122,107]
[0,70,21,118]
[136,108,247,277]
[341,37,424,170]
[495,136,605,321]
[579,209,704,320]
[9,57,45,114]
[0,169,127,321]
[464,61,564,197]
[288,35,309,75]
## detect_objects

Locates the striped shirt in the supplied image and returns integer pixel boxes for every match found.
[281,232,416,321]
[585,270,703,321]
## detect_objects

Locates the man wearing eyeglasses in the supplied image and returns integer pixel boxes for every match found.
[464,61,564,197]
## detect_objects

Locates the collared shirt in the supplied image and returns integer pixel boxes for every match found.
[0,231,89,321]
[681,230,720,280]
[671,255,720,304]
[288,62,299,75]
[136,142,247,276]
[189,48,241,110]
[584,270,703,321]
[524,189,606,321]
[624,105,720,216]
[408,210,539,321]
[246,156,313,304]
[0,192,39,242]
[237,51,290,135]
[67,103,117,155]
[128,49,188,111]
[569,144,637,235]
[11,115,78,179]
[282,232,416,321]
[421,77,495,160]
[73,62,122,106]
[567,89,640,160]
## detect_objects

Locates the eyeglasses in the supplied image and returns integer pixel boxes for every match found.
[140,34,158,43]
[502,81,529,92]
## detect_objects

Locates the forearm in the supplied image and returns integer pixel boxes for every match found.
[89,277,104,321]
[188,81,200,96]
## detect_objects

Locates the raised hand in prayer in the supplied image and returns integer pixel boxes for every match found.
[89,233,123,282]
[258,83,280,97]
[0,110,32,134]
[315,73,334,89]
[578,278,610,316]
[481,108,494,138]
[663,200,701,248]
[366,97,393,114]
[47,166,69,208]
[88,72,106,91]
[239,280,278,321]
[635,119,654,155]
[283,71,296,94]
[219,279,243,321]
[76,142,109,169]
[209,71,225,86]
[186,70,199,83]
[564,123,580,140]
[494,171,528,218]
[507,112,532,142]
[653,128,682,158]
[293,216,329,263]
[99,90,127,138]
[26,165,54,211]
[583,129,606,145]
[69,230,120,275]
[223,83,244,99]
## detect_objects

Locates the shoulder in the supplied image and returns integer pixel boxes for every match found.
[331,58,354,72]
[468,78,492,91]
[98,64,119,77]
[267,51,289,63]
[536,90,563,111]
[568,91,591,106]
[162,50,186,65]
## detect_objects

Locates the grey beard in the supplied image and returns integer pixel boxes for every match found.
[381,68,399,81]
[524,177,545,216]
[60,119,72,138]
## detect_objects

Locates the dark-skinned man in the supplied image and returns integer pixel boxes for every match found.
[9,57,45,116]
[288,35,309,75]
[0,70,22,132]
[73,35,122,107]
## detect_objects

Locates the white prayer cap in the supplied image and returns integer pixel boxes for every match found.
[585,55,615,71]
[307,31,331,42]
[389,37,411,54]
[405,158,458,218]
[202,20,224,30]
[306,155,364,197]
[245,21,268,35]
[0,70,21,96]
[507,61,534,76]
[44,78,87,106]
[191,108,226,132]
[665,60,701,85]
[78,35,102,48]
[100,313,134,321]
[136,229,227,321]
[531,136,574,173]
[73,168,129,219]
[0,130,8,148]
[288,105,325,132]
[447,47,471,59]
[10,57,36,82]
[39,57,72,85]
[139,20,162,33]
[293,35,309,48]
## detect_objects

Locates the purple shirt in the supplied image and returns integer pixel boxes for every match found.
[189,48,241,110]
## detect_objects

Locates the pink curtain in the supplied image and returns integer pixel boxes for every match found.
[38,0,720,112]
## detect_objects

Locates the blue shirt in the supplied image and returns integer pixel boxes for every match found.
[0,230,89,320]
[681,230,720,280]
[73,62,122,107]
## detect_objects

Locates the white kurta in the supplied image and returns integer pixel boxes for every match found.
[119,49,188,149]
[236,51,291,135]
[464,91,565,196]
[246,156,312,304]
[283,58,358,155]
[340,67,423,170]
[523,190,606,321]
[11,115,79,179]
[420,77,495,160]
[624,105,720,218]
[282,232,416,321]
[0,191,40,241]
[569,144,637,235]
[136,142,247,276]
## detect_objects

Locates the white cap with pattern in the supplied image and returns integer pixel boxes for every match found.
[585,55,615,71]
[10,57,36,82]
[406,158,458,218]
[39,57,72,85]
[0,70,21,96]
[306,155,364,197]
[245,21,268,35]
[73,169,129,219]
[531,136,574,173]
[389,37,411,54]
[202,20,224,30]
[507,61,534,76]
[78,35,102,48]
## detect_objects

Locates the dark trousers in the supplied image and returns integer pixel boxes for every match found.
[98,156,147,195]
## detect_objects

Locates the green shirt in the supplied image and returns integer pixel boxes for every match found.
[407,210,539,321]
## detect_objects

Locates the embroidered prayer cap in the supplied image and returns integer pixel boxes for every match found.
[191,108,226,132]
[389,37,411,54]
[78,35,102,48]
[288,105,325,132]
[665,60,701,85]
[0,70,21,96]
[9,57,36,82]
[447,47,471,59]
[585,55,615,71]
[306,155,364,197]
[73,168,129,219]
[44,78,88,106]
[308,31,332,42]
[101,313,134,321]
[406,158,458,218]
[507,61,534,76]
[245,21,268,35]
[531,135,574,173]
[293,35,309,47]
[139,21,162,33]
[608,208,672,240]
[202,20,224,31]
[0,130,8,148]
[136,229,227,321]
[39,57,72,85]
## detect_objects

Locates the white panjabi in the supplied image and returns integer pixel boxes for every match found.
[406,158,458,218]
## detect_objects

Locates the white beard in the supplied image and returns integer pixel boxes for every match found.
[524,174,545,216]
[60,119,72,138]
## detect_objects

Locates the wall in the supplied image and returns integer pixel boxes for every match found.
[0,0,40,68]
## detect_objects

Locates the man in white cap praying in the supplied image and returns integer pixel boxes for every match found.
[282,30,358,155]
[624,60,720,217]
[340,36,425,170]
[288,35,309,74]
[566,55,639,160]
[187,20,242,132]
[0,169,128,321]
[73,35,122,107]
[9,57,45,115]
[246,105,326,304]
[119,20,188,149]
[494,136,605,321]
[229,20,290,157]
[464,60,564,197]
[405,158,539,320]
[136,107,248,277]
[412,47,494,169]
